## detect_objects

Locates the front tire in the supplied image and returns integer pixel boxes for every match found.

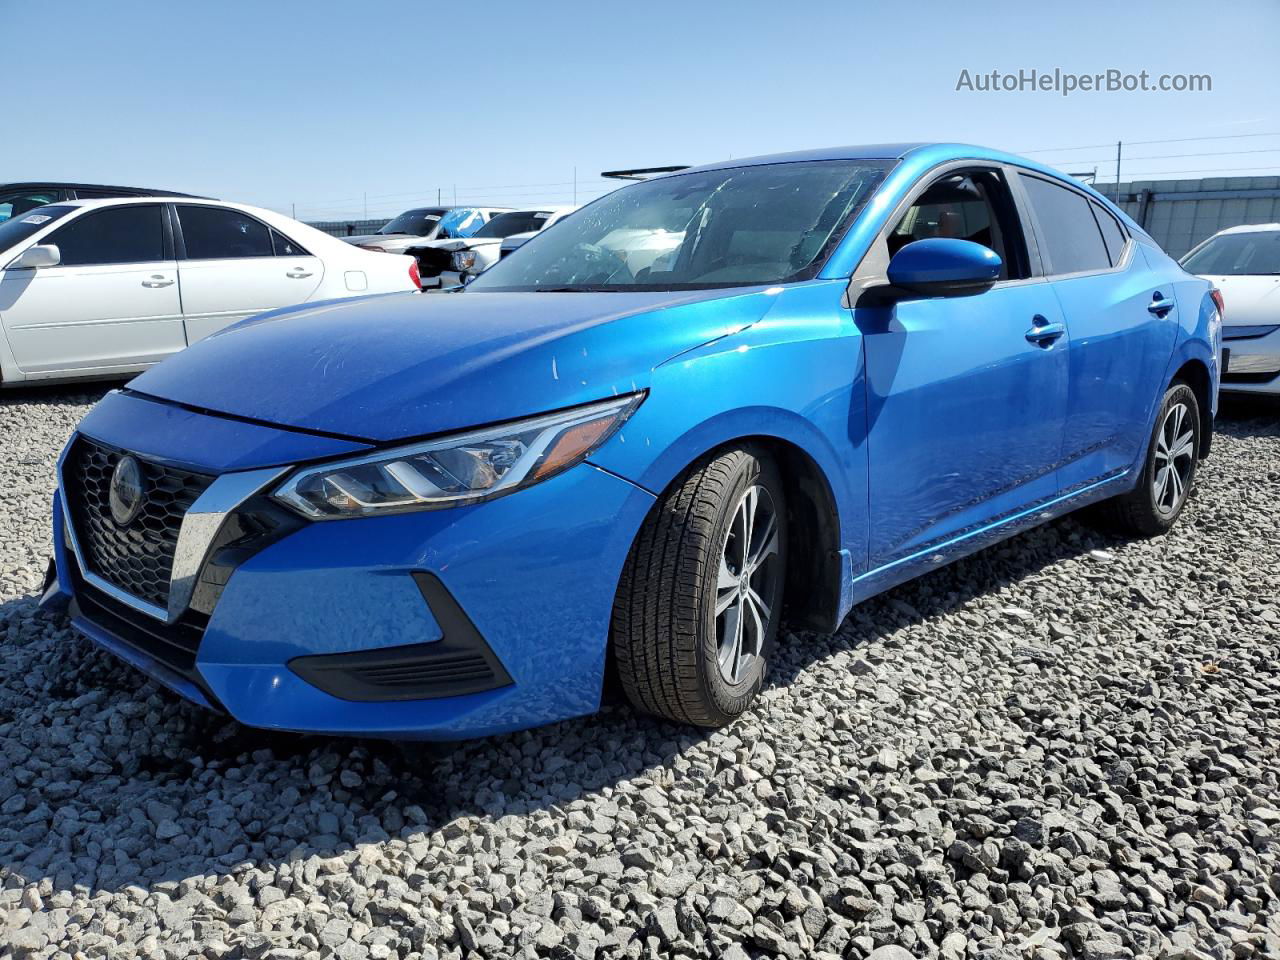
[611,447,787,727]
[1092,381,1201,537]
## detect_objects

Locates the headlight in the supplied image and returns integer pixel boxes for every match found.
[273,393,644,519]
[452,250,477,272]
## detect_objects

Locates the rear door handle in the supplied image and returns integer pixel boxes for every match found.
[1025,316,1066,346]
[1148,292,1176,316]
[286,269,314,279]
[141,276,174,288]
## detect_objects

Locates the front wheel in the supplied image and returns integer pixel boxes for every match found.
[611,447,787,727]
[1091,381,1201,537]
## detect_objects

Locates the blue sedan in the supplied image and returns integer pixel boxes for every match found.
[43,143,1221,739]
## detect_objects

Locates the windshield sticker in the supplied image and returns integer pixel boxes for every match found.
[535,212,552,219]
[20,214,52,225]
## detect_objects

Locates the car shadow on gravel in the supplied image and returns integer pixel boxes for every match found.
[3,392,1262,897]
[1,503,1139,895]
[1217,393,1280,434]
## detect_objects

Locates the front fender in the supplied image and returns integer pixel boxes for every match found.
[588,280,868,572]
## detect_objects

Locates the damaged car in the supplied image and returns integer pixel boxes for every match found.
[408,207,576,289]
[343,205,511,255]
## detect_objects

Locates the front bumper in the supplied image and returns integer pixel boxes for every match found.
[46,401,656,740]
[420,270,465,292]
[1221,326,1280,395]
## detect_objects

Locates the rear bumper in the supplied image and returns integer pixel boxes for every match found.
[47,403,656,740]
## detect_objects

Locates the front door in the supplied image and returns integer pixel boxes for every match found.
[0,203,185,375]
[860,167,1070,568]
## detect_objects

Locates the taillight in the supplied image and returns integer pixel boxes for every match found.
[1210,288,1224,318]
[409,260,421,289]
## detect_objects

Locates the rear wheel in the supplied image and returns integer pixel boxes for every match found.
[611,447,786,727]
[1091,381,1200,536]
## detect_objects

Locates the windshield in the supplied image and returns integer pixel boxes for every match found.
[378,208,447,236]
[0,204,76,255]
[1182,230,1280,276]
[473,211,554,239]
[468,159,893,292]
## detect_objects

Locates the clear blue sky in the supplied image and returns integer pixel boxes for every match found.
[7,0,1277,221]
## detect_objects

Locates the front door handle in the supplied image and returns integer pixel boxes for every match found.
[286,269,314,279]
[141,276,174,288]
[1148,292,1176,317]
[1025,316,1066,346]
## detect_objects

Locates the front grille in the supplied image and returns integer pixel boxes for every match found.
[412,247,454,278]
[64,437,214,609]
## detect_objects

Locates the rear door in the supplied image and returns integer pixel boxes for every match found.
[174,204,323,342]
[860,166,1070,568]
[0,203,184,375]
[1015,173,1178,489]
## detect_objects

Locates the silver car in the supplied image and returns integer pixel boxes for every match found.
[1182,223,1280,395]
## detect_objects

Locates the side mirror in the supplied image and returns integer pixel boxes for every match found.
[886,238,1001,297]
[9,244,61,270]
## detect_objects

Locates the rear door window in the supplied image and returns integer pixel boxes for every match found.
[1019,175,1112,276]
[271,229,309,256]
[1091,203,1128,267]
[177,205,274,259]
[45,205,165,266]
[0,189,61,224]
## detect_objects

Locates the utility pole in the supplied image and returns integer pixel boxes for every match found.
[453,184,457,205]
[437,187,442,205]
[573,166,578,205]
[363,192,368,220]
[291,202,295,219]
[1114,142,1123,205]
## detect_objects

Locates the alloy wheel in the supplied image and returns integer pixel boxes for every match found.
[715,484,781,684]
[1152,401,1195,517]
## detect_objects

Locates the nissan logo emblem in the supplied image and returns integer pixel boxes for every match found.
[108,456,145,527]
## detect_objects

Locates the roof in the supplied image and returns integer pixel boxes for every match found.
[677,143,928,175]
[1,181,204,197]
[1215,222,1280,235]
[56,196,234,209]
[655,142,1145,241]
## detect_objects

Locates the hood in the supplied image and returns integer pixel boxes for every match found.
[344,235,422,253]
[344,233,411,245]
[502,231,537,250]
[128,287,778,443]
[1198,274,1280,327]
[406,237,502,254]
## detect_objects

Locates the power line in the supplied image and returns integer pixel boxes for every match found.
[1015,146,1280,167]
[1019,130,1280,154]
[1116,164,1280,177]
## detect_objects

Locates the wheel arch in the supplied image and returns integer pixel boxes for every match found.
[1170,356,1213,459]
[610,429,850,638]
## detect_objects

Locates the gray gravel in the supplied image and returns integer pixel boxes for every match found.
[1,386,1278,960]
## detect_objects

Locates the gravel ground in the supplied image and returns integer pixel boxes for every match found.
[1,386,1278,960]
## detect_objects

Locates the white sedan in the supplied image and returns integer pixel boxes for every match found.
[0,197,421,386]
[1181,223,1280,395]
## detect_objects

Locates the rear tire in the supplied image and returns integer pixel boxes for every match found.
[1090,381,1201,537]
[611,447,787,727]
